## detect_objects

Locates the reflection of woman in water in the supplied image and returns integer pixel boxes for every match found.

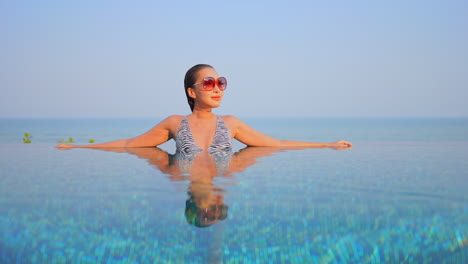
[184,178,229,228]
[56,64,352,151]
[179,150,231,228]
[120,146,285,263]
[173,148,233,228]
[105,146,284,228]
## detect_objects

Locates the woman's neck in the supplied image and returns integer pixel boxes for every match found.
[191,109,216,119]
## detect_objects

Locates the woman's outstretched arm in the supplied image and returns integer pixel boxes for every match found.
[56,115,181,149]
[227,116,352,149]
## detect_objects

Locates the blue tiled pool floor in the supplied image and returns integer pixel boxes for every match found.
[0,142,467,263]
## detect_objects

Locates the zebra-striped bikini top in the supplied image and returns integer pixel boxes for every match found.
[175,115,232,156]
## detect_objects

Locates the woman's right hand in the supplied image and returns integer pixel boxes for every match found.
[55,143,76,150]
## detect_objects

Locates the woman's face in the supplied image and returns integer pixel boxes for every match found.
[189,67,225,110]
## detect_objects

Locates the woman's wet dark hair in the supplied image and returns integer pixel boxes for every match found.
[184,64,214,112]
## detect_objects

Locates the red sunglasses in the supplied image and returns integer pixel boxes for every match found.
[193,77,227,91]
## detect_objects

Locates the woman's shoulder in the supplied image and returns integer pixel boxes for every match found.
[152,115,185,128]
[220,114,238,120]
[220,115,243,125]
[165,115,185,121]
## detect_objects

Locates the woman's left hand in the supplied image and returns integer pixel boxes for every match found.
[328,140,353,150]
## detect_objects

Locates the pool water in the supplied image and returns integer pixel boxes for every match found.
[0,118,467,263]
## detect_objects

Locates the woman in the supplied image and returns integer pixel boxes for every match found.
[56,64,352,150]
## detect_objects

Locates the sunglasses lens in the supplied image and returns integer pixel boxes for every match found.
[203,78,215,90]
[218,77,227,91]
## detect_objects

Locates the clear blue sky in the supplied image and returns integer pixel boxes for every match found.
[1,0,467,118]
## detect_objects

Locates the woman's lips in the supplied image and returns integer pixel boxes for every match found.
[211,96,222,101]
